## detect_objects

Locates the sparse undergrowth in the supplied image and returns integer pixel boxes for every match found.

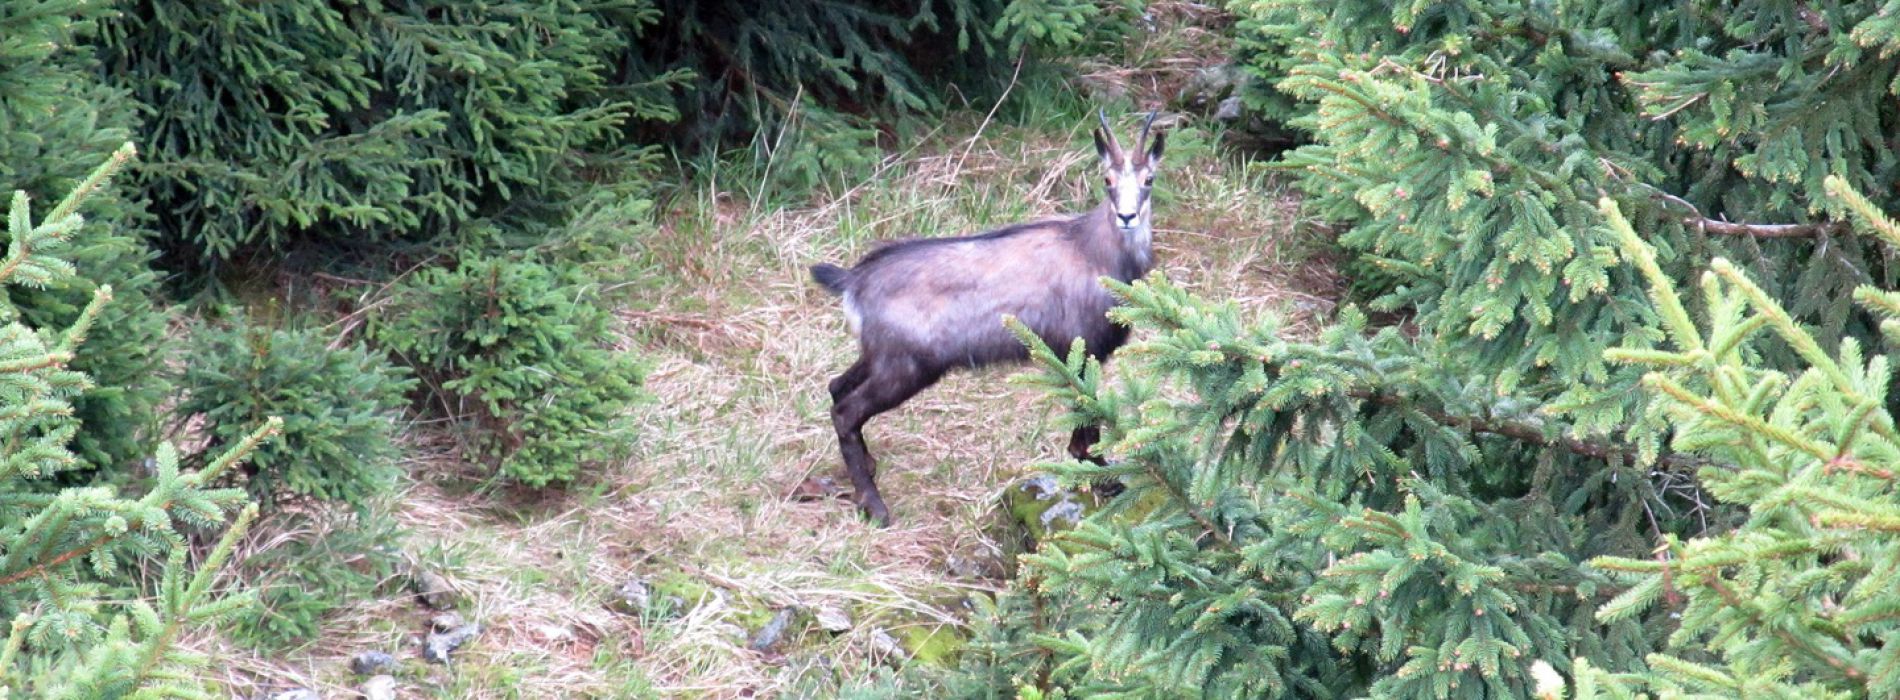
[195,105,1325,698]
[186,7,1329,694]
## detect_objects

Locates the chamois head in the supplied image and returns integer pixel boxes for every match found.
[1093,110,1166,236]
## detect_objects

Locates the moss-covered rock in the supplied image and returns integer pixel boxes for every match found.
[897,624,966,666]
[1005,475,1095,542]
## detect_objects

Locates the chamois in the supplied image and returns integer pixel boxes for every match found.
[809,111,1165,526]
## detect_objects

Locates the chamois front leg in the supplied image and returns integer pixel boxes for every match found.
[1067,423,1126,498]
[829,355,939,527]
[1067,424,1104,463]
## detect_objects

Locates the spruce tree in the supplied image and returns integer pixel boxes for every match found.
[0,147,271,699]
[943,2,1900,697]
[1,0,175,470]
[1232,0,1900,445]
[95,0,675,265]
[1575,187,1900,699]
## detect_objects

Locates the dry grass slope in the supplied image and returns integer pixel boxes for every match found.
[202,112,1332,700]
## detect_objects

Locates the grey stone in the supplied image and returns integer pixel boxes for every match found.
[349,650,396,676]
[1215,95,1244,123]
[360,675,397,700]
[871,630,907,661]
[814,605,852,633]
[429,611,465,633]
[609,578,651,615]
[748,607,800,653]
[267,690,321,700]
[423,623,481,664]
[1015,475,1087,536]
[410,567,457,610]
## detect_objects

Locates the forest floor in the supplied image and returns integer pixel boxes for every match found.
[203,17,1336,700]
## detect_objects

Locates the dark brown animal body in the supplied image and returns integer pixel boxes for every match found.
[811,113,1164,526]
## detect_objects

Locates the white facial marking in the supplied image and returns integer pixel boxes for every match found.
[1108,161,1152,230]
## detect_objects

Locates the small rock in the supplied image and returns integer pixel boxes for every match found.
[748,607,800,653]
[267,690,321,700]
[870,630,907,662]
[423,623,481,664]
[1012,475,1088,539]
[945,550,1004,580]
[360,675,397,700]
[609,578,651,614]
[429,611,465,633]
[1215,95,1245,123]
[814,605,852,633]
[349,650,395,676]
[1177,62,1246,112]
[411,567,458,610]
[534,622,577,643]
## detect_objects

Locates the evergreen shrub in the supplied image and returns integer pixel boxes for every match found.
[0,146,268,699]
[369,255,644,487]
[228,512,404,652]
[178,320,413,509]
[96,0,675,266]
[938,2,1900,697]
[2,0,174,470]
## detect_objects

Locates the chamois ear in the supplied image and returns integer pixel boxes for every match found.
[1146,129,1166,165]
[1093,128,1115,165]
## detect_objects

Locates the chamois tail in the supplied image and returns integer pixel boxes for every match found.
[810,263,850,295]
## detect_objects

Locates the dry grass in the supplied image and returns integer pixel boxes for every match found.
[202,12,1337,696]
[203,120,1330,699]
[592,116,1329,697]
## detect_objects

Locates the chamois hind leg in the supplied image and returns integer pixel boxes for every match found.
[828,358,872,402]
[830,355,939,527]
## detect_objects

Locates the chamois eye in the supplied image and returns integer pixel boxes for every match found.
[1144,176,1154,186]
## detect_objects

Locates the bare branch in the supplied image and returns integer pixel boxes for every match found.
[1353,390,1718,473]
[1693,218,1849,238]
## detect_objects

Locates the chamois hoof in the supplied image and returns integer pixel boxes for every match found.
[856,498,893,528]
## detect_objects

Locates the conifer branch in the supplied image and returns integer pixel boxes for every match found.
[1700,572,1870,686]
[0,614,27,686]
[1648,186,1852,238]
[1144,460,1233,548]
[0,420,278,587]
[1353,390,1715,472]
[1690,218,1849,238]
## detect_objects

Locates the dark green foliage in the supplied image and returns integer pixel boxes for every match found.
[1,0,174,470]
[97,0,675,266]
[634,0,1014,149]
[369,255,644,486]
[948,280,1678,698]
[178,320,413,509]
[0,147,266,699]
[991,0,1142,58]
[632,0,1140,192]
[1574,192,1900,698]
[1230,0,1900,446]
